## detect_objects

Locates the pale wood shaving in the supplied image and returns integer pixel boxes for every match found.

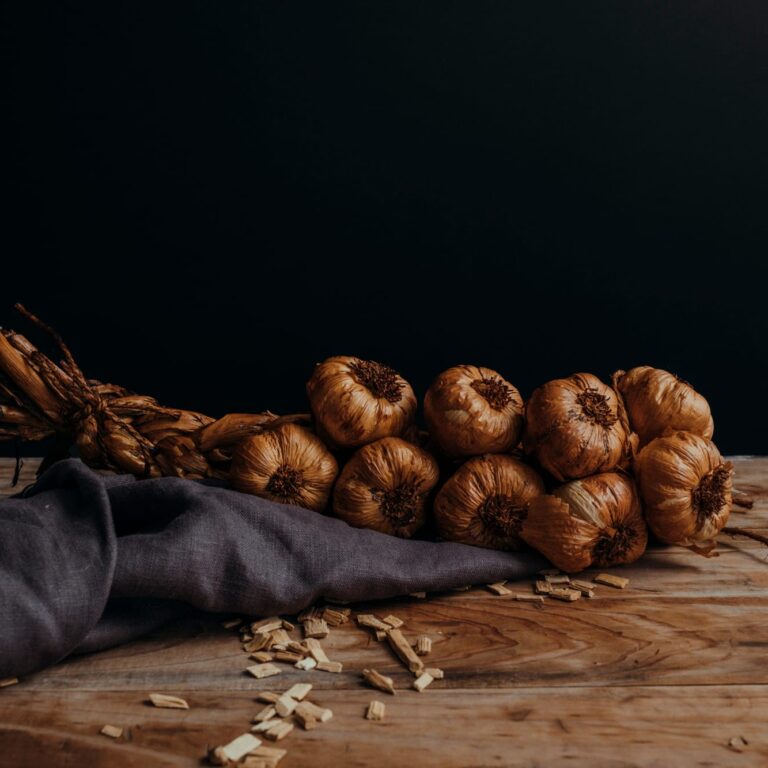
[243,746,287,768]
[356,614,391,631]
[569,579,596,598]
[0,678,19,688]
[304,637,329,663]
[425,667,444,679]
[322,607,350,626]
[244,632,273,653]
[534,580,553,594]
[415,636,432,656]
[544,574,570,584]
[247,663,282,680]
[486,582,512,596]
[297,606,322,622]
[256,691,281,704]
[275,694,298,717]
[264,720,294,741]
[412,672,434,692]
[251,618,283,634]
[316,661,343,673]
[286,641,308,656]
[251,718,280,733]
[548,587,581,602]
[361,668,396,695]
[295,700,333,723]
[366,700,386,720]
[241,633,254,643]
[386,629,425,675]
[375,630,387,642]
[293,708,317,730]
[294,656,317,671]
[253,705,277,723]
[220,733,262,762]
[302,618,329,638]
[285,683,313,701]
[148,693,189,709]
[100,724,122,739]
[250,652,274,663]
[515,594,545,605]
[382,614,404,628]
[269,629,291,647]
[594,573,629,589]
[281,619,295,632]
[727,736,749,753]
[273,650,304,664]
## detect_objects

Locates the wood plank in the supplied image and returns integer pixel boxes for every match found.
[0,686,765,767]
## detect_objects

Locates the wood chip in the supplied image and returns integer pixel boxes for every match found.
[515,594,545,605]
[534,580,553,594]
[264,720,293,741]
[243,746,287,768]
[270,629,291,647]
[294,708,317,730]
[486,582,512,596]
[295,700,333,723]
[241,633,254,643]
[410,591,427,599]
[273,650,304,664]
[0,678,19,688]
[304,637,329,663]
[100,724,122,739]
[302,618,329,639]
[415,636,432,656]
[569,579,596,598]
[375,630,387,642]
[382,614,404,629]
[594,573,629,589]
[222,618,242,629]
[253,705,277,723]
[425,667,444,679]
[251,718,280,733]
[281,619,295,631]
[294,657,317,671]
[286,641,308,656]
[544,574,570,584]
[356,614,391,631]
[251,618,284,634]
[247,663,282,680]
[366,700,386,720]
[297,606,322,622]
[362,668,396,695]
[548,587,581,602]
[256,691,281,704]
[220,734,262,762]
[316,661,343,673]
[275,694,298,717]
[285,683,313,701]
[412,672,434,692]
[386,629,425,675]
[148,693,189,709]
[244,632,274,653]
[322,607,350,626]
[727,736,749,753]
[250,651,274,663]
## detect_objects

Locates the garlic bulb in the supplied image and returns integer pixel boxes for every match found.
[424,365,524,457]
[434,454,544,550]
[306,356,417,448]
[521,473,647,572]
[333,437,439,538]
[634,431,732,554]
[523,373,628,481]
[613,366,714,447]
[230,422,338,512]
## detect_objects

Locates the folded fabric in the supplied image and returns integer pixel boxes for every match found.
[0,459,545,679]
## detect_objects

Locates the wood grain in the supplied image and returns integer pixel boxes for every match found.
[1,458,767,767]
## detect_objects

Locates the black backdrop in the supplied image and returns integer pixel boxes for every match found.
[4,1,767,455]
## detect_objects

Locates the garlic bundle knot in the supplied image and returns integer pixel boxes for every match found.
[265,464,304,502]
[348,359,405,403]
[692,463,732,528]
[372,481,421,527]
[470,376,515,411]
[477,494,527,539]
[576,387,618,427]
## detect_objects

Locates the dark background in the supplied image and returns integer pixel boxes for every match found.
[3,1,767,455]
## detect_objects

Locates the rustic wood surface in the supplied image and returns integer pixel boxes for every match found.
[0,457,766,767]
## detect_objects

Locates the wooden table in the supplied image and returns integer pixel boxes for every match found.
[1,457,766,767]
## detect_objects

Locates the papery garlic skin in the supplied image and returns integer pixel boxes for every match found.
[424,365,524,457]
[521,473,647,573]
[333,437,439,538]
[614,366,714,447]
[230,422,338,512]
[634,431,731,553]
[306,356,417,448]
[523,373,628,481]
[434,454,544,550]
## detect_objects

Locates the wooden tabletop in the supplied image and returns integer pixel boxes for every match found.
[0,457,766,767]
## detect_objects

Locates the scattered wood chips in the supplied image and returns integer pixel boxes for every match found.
[594,573,630,589]
[366,700,386,721]
[100,724,122,739]
[148,693,189,709]
[362,668,396,695]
